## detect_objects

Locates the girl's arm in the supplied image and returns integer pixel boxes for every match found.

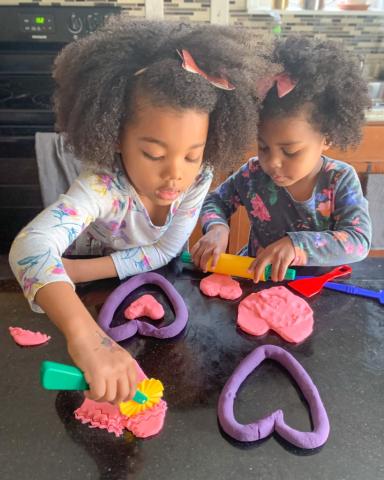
[191,161,249,269]
[287,167,372,266]
[109,170,213,280]
[35,282,137,403]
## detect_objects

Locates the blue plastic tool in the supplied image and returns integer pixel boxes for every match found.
[295,277,384,305]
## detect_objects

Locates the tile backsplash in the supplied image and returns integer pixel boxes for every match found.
[7,0,384,79]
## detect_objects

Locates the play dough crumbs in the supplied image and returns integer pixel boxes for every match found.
[237,286,314,343]
[9,326,51,346]
[200,273,243,300]
[124,294,164,320]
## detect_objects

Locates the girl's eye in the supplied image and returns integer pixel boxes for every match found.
[185,156,201,163]
[258,145,268,152]
[142,151,164,161]
[283,150,300,158]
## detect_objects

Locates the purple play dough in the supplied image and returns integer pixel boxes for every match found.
[218,344,330,449]
[97,272,188,342]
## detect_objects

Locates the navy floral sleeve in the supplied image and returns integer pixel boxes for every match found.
[201,156,372,266]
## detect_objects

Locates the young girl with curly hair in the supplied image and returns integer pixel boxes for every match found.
[9,18,275,404]
[193,36,372,282]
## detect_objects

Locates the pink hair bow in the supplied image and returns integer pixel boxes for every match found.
[177,49,235,91]
[257,72,297,99]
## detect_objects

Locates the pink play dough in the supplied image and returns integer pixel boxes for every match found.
[74,360,167,438]
[124,294,164,321]
[200,273,243,300]
[237,286,314,343]
[9,326,51,346]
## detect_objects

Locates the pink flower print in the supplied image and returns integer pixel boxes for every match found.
[250,194,271,222]
[352,217,360,225]
[201,212,221,224]
[324,161,337,172]
[356,243,366,256]
[22,276,43,295]
[242,169,250,178]
[49,262,66,275]
[249,159,260,173]
[344,242,355,254]
[53,203,79,218]
[317,200,331,218]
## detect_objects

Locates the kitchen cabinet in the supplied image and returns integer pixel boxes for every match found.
[190,121,384,255]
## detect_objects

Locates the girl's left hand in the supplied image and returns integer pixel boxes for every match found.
[249,236,295,283]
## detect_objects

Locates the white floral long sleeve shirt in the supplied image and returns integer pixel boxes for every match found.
[9,163,212,312]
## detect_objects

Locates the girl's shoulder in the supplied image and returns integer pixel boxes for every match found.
[76,165,131,198]
[321,156,359,185]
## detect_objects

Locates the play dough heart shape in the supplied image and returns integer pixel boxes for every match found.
[97,272,188,342]
[218,344,330,449]
[237,286,314,343]
[124,294,165,321]
[9,326,51,346]
[200,273,243,300]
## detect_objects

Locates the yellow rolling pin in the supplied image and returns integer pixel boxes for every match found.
[180,251,296,281]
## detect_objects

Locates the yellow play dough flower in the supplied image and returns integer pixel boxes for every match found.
[119,378,164,417]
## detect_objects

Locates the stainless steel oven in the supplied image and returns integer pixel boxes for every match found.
[0,4,121,253]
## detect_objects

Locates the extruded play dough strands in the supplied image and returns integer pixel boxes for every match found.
[181,251,296,281]
[288,265,352,297]
[40,361,164,416]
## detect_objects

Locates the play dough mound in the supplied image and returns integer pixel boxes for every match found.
[124,294,164,321]
[9,326,51,346]
[74,360,167,438]
[200,273,243,300]
[237,286,314,343]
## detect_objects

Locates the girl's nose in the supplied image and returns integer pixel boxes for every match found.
[164,158,182,180]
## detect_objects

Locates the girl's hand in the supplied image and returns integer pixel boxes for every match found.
[191,224,229,271]
[249,236,295,283]
[67,330,137,405]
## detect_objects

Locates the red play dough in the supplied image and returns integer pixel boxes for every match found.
[9,326,51,346]
[124,294,164,321]
[237,286,314,343]
[200,273,243,300]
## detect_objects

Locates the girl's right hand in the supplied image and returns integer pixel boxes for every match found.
[67,330,137,405]
[191,224,229,271]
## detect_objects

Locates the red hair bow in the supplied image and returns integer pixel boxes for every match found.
[177,49,235,91]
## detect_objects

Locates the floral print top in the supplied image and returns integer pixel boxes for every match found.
[201,156,371,266]
[9,162,212,312]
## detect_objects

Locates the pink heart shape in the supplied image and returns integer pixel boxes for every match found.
[237,286,314,343]
[200,273,243,300]
[124,294,165,321]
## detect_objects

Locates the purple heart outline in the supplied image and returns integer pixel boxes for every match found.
[218,344,330,449]
[97,272,188,342]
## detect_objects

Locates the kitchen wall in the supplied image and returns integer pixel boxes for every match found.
[6,0,384,78]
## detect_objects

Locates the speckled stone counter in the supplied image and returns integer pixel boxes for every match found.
[1,258,383,480]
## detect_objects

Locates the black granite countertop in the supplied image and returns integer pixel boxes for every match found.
[1,258,384,480]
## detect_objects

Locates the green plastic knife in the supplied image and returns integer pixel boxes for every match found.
[40,360,148,404]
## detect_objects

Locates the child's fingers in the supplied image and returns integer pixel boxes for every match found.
[104,377,118,403]
[115,375,131,404]
[199,247,215,271]
[210,248,222,269]
[85,375,107,401]
[127,365,137,401]
[270,260,281,282]
[251,256,270,283]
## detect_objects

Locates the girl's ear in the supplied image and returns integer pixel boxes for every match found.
[322,137,332,152]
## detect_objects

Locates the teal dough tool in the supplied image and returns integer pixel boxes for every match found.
[40,360,148,404]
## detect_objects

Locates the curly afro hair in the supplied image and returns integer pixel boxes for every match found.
[260,36,371,149]
[53,18,279,171]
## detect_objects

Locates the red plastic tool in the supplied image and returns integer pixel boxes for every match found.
[288,265,352,297]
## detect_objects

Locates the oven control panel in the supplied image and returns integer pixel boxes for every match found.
[0,5,121,43]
